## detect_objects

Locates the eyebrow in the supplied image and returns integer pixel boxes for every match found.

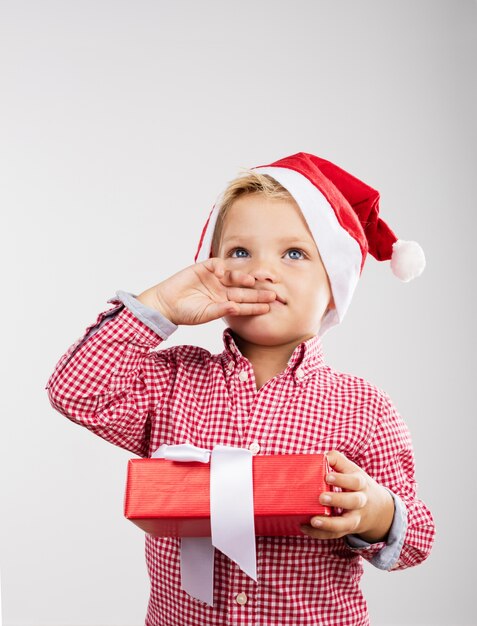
[222,235,313,245]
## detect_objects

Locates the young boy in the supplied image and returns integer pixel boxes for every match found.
[46,152,435,626]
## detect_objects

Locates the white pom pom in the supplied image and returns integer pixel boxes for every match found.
[390,239,426,282]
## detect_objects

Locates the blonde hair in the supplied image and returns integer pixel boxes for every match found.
[211,168,295,256]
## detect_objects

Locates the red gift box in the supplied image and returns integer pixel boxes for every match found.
[124,453,333,537]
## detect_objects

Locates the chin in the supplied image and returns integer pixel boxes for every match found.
[225,316,295,346]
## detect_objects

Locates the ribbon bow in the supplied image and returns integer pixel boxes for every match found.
[152,443,257,606]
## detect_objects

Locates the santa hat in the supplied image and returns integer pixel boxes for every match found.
[194,152,426,337]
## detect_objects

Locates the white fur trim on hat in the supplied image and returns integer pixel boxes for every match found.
[251,166,362,338]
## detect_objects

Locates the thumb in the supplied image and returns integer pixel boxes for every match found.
[325,450,361,475]
[206,300,240,321]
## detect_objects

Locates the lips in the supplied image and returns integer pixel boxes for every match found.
[256,287,286,305]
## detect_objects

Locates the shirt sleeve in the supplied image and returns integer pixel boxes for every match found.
[345,487,408,569]
[112,290,178,338]
[345,392,436,571]
[45,291,178,457]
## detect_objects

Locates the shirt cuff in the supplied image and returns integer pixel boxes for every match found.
[345,487,408,570]
[107,290,178,340]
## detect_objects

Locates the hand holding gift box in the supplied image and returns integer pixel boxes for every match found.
[124,444,333,605]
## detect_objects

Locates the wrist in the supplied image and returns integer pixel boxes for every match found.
[136,286,177,325]
[357,487,395,543]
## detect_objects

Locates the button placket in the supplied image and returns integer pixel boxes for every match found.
[243,374,292,453]
[228,562,256,620]
[230,364,256,443]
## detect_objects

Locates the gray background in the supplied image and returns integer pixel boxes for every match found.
[1,1,475,624]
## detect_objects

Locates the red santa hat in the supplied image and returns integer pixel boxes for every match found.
[194,152,426,337]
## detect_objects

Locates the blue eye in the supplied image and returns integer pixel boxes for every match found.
[286,249,305,260]
[230,248,249,258]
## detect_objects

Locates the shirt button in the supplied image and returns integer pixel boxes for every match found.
[227,361,234,371]
[238,370,248,382]
[249,442,260,455]
[235,592,248,605]
[295,367,305,380]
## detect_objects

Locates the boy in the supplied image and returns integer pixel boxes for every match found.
[46,152,435,626]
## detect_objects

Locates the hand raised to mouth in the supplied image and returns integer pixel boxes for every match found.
[135,257,278,326]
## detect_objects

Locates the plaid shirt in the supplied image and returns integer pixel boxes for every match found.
[45,292,435,626]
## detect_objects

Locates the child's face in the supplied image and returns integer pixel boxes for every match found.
[217,193,334,347]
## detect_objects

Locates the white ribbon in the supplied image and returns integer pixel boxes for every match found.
[152,443,257,606]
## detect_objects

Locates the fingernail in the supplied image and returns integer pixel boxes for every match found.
[312,519,323,528]
[321,495,332,504]
[326,474,336,483]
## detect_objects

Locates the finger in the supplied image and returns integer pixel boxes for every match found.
[300,523,343,540]
[310,510,360,534]
[226,286,277,303]
[225,302,273,316]
[203,258,250,285]
[325,470,367,492]
[207,301,272,319]
[300,524,353,541]
[301,510,361,539]
[325,450,362,475]
[202,257,226,277]
[319,489,367,510]
[199,263,271,303]
[221,269,256,288]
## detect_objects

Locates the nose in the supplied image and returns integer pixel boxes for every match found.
[250,263,280,284]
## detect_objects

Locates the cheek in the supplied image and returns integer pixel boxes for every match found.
[300,281,332,312]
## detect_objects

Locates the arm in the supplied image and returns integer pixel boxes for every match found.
[45,292,177,457]
[301,393,435,571]
[344,393,435,571]
[46,259,278,457]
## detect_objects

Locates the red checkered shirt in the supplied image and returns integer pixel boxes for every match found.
[45,294,435,626]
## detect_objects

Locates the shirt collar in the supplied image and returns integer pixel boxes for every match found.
[221,327,326,382]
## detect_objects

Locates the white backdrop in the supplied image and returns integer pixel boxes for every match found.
[1,1,476,624]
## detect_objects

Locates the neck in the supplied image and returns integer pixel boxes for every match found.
[231,331,314,382]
